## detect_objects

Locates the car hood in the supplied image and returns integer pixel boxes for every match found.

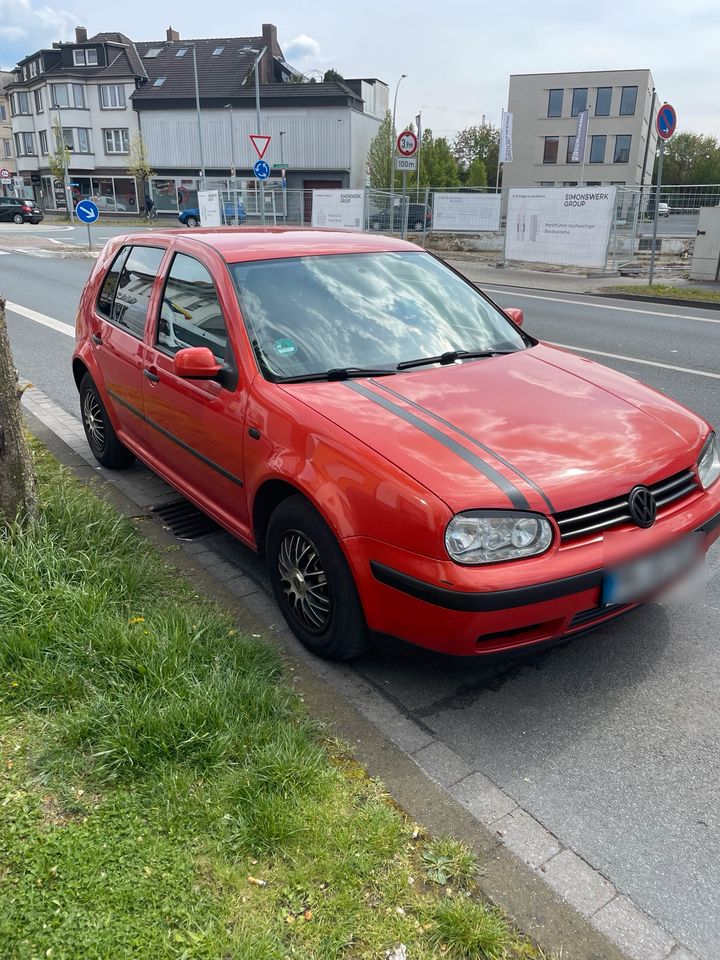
[281,343,707,515]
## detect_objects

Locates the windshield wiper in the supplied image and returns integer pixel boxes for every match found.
[396,349,516,371]
[276,367,397,384]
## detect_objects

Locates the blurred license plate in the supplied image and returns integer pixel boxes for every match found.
[601,533,703,606]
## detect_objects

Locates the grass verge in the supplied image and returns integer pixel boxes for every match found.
[606,284,720,304]
[0,444,543,960]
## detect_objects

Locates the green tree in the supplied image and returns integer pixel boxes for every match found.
[127,134,155,212]
[417,129,460,187]
[452,123,500,187]
[47,118,71,208]
[323,68,344,83]
[464,157,488,187]
[659,132,720,185]
[367,110,393,188]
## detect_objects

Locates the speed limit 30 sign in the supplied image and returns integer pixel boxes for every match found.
[396,130,418,157]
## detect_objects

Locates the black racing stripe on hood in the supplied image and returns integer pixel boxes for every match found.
[344,381,530,510]
[370,379,555,513]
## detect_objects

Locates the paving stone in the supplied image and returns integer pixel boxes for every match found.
[540,848,615,917]
[412,741,473,787]
[592,896,675,960]
[450,773,517,825]
[224,575,261,598]
[493,807,561,869]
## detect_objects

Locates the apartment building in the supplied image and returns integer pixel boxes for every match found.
[503,69,658,189]
[0,72,16,195]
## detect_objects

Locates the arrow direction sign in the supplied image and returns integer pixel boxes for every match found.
[250,134,271,159]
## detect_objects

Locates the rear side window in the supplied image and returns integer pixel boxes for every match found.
[157,253,228,361]
[111,246,165,339]
[97,245,130,319]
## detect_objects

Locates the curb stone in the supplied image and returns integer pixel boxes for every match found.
[20,382,702,960]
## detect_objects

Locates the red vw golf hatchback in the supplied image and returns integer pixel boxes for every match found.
[73,229,720,659]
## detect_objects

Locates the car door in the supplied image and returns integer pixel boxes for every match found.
[0,198,16,221]
[141,246,250,538]
[91,243,167,448]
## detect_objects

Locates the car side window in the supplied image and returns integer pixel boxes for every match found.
[97,245,130,319]
[110,246,165,339]
[157,253,228,361]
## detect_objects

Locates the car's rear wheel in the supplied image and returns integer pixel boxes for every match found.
[185,216,199,228]
[370,220,382,231]
[413,220,424,231]
[13,214,23,224]
[79,373,135,469]
[266,495,370,661]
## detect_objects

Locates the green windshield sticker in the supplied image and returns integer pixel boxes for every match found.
[273,338,297,357]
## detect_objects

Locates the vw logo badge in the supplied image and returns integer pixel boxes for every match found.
[628,486,657,528]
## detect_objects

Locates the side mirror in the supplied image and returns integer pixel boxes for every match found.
[504,307,524,327]
[174,346,223,380]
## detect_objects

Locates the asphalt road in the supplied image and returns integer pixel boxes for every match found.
[2,241,720,959]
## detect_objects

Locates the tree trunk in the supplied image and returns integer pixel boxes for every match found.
[0,297,37,526]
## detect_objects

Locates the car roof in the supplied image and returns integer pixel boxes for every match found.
[113,227,422,264]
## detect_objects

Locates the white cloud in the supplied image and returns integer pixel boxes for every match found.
[282,33,322,63]
[0,25,28,39]
[0,0,77,61]
[33,3,77,37]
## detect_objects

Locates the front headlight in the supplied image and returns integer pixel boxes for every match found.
[697,433,720,490]
[445,511,553,565]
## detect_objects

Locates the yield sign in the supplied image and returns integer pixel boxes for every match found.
[249,134,271,159]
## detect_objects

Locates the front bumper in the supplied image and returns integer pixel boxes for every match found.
[344,501,720,657]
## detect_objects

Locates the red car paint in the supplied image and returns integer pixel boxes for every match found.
[73,229,720,656]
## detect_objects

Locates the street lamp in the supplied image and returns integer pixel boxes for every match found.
[389,73,407,225]
[224,103,239,225]
[279,130,286,167]
[241,44,267,225]
[190,44,207,190]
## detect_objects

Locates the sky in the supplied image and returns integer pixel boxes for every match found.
[1,0,719,139]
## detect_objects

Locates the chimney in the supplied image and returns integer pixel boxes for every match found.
[260,23,280,82]
[166,26,180,42]
[75,26,88,43]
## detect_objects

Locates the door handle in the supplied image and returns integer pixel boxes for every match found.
[143,368,160,383]
[91,333,102,345]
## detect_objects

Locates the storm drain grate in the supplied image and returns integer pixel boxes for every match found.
[150,499,221,541]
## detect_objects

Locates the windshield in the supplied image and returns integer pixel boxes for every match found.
[229,251,528,380]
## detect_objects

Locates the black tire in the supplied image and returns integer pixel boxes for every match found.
[266,495,370,660]
[13,214,23,224]
[79,373,135,469]
[185,216,199,228]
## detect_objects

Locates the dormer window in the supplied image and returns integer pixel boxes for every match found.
[73,49,98,66]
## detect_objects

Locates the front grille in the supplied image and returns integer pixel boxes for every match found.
[555,468,698,542]
[568,603,632,628]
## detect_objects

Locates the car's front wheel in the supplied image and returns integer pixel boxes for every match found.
[79,373,135,469]
[13,214,23,224]
[266,495,370,660]
[185,216,199,228]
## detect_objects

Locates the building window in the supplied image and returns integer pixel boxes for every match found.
[589,135,606,163]
[176,48,188,57]
[104,129,130,153]
[99,84,126,109]
[10,91,30,115]
[76,128,91,153]
[3,139,11,158]
[563,181,578,187]
[619,86,637,116]
[543,137,559,164]
[539,181,554,186]
[571,88,587,117]
[566,136,577,163]
[153,77,166,86]
[51,83,85,109]
[34,88,44,113]
[613,134,631,163]
[144,47,163,58]
[29,60,38,78]
[547,88,563,118]
[39,130,48,154]
[0,105,5,121]
[13,132,35,156]
[73,49,98,66]
[212,47,224,55]
[595,87,612,116]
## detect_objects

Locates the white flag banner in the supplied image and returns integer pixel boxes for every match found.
[499,111,513,163]
[571,110,589,163]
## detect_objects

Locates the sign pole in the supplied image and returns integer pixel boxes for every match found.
[401,169,407,238]
[86,222,91,251]
[649,137,664,287]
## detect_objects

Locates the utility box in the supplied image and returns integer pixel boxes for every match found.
[690,207,720,281]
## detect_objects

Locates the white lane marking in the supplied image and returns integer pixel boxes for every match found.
[5,299,720,381]
[5,301,74,338]
[483,287,720,325]
[547,341,720,380]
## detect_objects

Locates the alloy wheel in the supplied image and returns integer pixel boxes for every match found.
[82,390,106,452]
[277,529,331,632]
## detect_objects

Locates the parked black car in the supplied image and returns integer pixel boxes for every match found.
[368,203,432,232]
[0,196,44,224]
